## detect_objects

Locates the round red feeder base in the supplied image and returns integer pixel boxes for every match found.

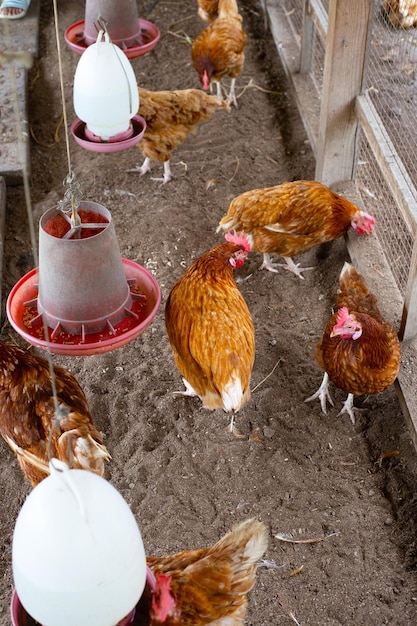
[6,259,161,356]
[65,19,160,59]
[71,115,146,153]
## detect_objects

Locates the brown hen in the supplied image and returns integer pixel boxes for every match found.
[0,340,110,486]
[217,180,376,279]
[164,232,254,422]
[305,262,401,423]
[128,87,229,184]
[147,518,268,625]
[191,0,246,106]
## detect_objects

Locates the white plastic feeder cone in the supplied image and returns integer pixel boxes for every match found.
[73,30,139,141]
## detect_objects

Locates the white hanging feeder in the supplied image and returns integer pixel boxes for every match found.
[71,30,146,152]
[12,460,148,626]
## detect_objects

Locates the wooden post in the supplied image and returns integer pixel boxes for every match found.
[315,0,373,186]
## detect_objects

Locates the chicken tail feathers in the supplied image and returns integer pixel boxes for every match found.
[208,518,268,583]
[337,262,381,318]
[57,430,111,476]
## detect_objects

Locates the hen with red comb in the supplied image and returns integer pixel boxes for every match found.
[217,180,376,279]
[148,518,268,625]
[165,234,254,426]
[305,262,400,423]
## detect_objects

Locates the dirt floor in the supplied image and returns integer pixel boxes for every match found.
[1,0,417,624]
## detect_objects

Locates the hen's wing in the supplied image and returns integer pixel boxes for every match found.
[138,88,228,162]
[165,278,254,410]
[219,182,351,236]
[218,181,361,259]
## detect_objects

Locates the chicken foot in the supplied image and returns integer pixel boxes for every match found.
[304,372,334,414]
[151,160,172,185]
[337,393,365,425]
[260,253,315,279]
[211,78,238,107]
[126,158,173,184]
[173,377,198,398]
[126,156,152,177]
[306,375,364,425]
[225,78,238,107]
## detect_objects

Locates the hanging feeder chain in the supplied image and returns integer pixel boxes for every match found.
[57,171,82,227]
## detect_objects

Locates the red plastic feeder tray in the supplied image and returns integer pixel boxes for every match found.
[71,114,146,154]
[65,18,160,59]
[6,203,161,356]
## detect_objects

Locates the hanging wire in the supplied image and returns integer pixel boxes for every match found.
[51,0,86,233]
[2,12,73,468]
[51,0,73,180]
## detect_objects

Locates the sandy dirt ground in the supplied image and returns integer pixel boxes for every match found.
[1,0,417,624]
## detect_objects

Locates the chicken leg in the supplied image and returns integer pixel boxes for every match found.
[337,393,365,425]
[304,372,334,414]
[127,157,172,185]
[261,253,314,279]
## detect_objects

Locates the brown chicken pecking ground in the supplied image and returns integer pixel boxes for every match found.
[1,0,417,624]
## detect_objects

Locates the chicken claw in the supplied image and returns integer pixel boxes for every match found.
[305,372,334,414]
[260,252,280,273]
[127,158,172,185]
[337,393,365,425]
[150,161,172,185]
[172,378,198,398]
[225,78,238,107]
[260,253,314,279]
[126,157,152,177]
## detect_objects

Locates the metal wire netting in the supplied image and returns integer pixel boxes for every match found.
[366,2,417,202]
[356,2,417,297]
[356,135,414,295]
[282,0,303,36]
[279,1,325,96]
[311,29,325,95]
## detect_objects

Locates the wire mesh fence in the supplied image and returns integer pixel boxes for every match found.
[367,2,417,203]
[356,134,414,295]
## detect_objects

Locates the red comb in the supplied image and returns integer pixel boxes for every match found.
[335,307,350,325]
[224,230,251,252]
